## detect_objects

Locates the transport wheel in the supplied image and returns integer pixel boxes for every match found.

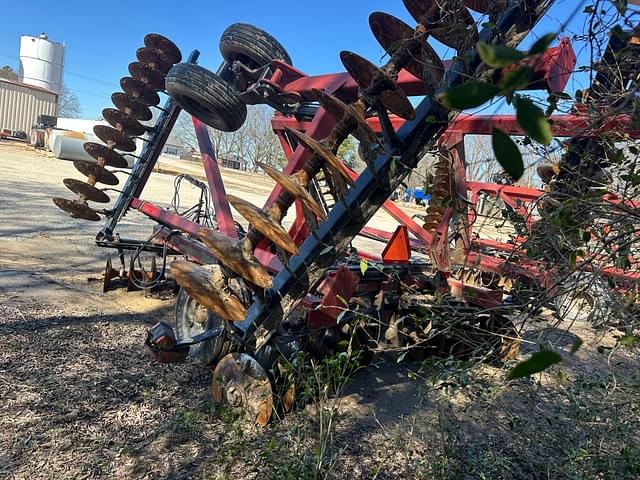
[174,288,230,365]
[165,63,247,132]
[219,23,292,69]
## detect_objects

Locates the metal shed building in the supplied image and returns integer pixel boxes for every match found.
[0,78,58,135]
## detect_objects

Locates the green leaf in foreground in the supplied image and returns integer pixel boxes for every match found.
[508,350,562,379]
[359,258,368,275]
[478,42,526,67]
[529,33,556,55]
[492,127,524,181]
[515,96,552,145]
[439,81,500,110]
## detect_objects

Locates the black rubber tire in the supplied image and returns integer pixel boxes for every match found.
[165,63,247,132]
[219,23,292,69]
[174,289,230,365]
[554,273,616,325]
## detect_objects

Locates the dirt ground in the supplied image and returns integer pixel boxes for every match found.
[1,140,639,479]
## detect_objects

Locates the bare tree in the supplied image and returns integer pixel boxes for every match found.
[58,84,81,118]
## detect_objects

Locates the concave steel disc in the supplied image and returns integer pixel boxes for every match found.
[339,51,416,120]
[93,125,137,152]
[144,33,182,64]
[63,178,110,203]
[402,0,477,51]
[73,160,119,186]
[120,77,161,106]
[128,62,165,91]
[102,108,146,136]
[53,197,101,221]
[136,47,172,74]
[111,92,153,121]
[83,142,129,168]
[211,353,273,426]
[369,11,444,85]
[463,0,508,14]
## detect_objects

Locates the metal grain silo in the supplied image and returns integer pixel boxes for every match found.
[18,33,64,94]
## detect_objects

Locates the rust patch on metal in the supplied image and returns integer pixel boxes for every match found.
[63,178,110,203]
[170,261,247,321]
[227,194,300,255]
[102,108,145,137]
[198,228,272,289]
[111,92,153,122]
[73,160,119,186]
[128,62,165,91]
[211,353,273,426]
[93,125,137,152]
[52,197,101,221]
[259,162,327,220]
[136,47,172,75]
[83,142,129,168]
[120,77,161,106]
[144,33,182,64]
[284,127,354,184]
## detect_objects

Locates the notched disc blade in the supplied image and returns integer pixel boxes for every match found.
[340,51,416,119]
[369,12,424,79]
[419,0,478,51]
[227,195,299,255]
[93,125,137,152]
[284,127,354,185]
[102,108,145,137]
[83,142,129,168]
[128,62,165,91]
[53,197,101,221]
[212,353,273,426]
[120,77,161,106]
[144,33,182,64]
[63,178,110,203]
[340,51,376,90]
[111,92,153,121]
[73,160,119,186]
[259,162,327,221]
[170,261,247,322]
[136,47,172,74]
[198,228,272,289]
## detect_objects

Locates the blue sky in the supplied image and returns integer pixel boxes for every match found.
[0,0,595,119]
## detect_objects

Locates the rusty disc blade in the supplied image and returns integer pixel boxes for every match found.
[111,92,153,121]
[83,142,129,168]
[120,77,161,106]
[379,88,416,120]
[418,0,478,51]
[136,47,172,74]
[198,228,272,289]
[340,50,376,90]
[128,62,165,91]
[144,33,182,64]
[258,162,327,221]
[170,261,247,322]
[312,89,379,156]
[402,0,430,22]
[212,353,273,426]
[369,12,425,80]
[73,160,119,186]
[63,178,110,203]
[227,195,300,255]
[284,127,354,185]
[93,125,137,152]
[53,197,101,221]
[102,108,146,137]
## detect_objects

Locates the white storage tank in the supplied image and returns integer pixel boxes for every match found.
[18,33,64,94]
